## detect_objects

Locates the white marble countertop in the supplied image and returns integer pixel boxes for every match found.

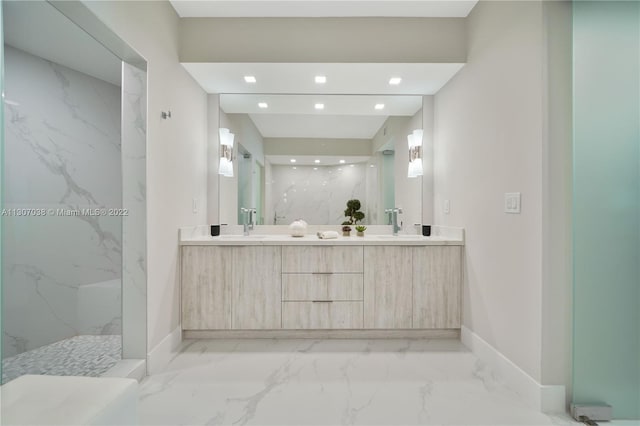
[179,225,464,246]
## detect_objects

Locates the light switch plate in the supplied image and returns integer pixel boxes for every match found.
[444,199,450,214]
[504,192,521,214]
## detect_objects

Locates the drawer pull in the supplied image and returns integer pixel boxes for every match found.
[312,300,334,303]
[311,272,334,275]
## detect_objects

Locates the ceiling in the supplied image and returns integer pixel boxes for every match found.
[170,1,478,18]
[221,94,422,115]
[266,155,372,166]
[182,63,464,95]
[177,1,468,140]
[221,94,421,139]
[249,114,388,139]
[3,1,122,86]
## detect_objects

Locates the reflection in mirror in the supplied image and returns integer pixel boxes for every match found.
[219,94,423,226]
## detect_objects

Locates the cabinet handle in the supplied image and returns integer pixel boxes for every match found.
[312,300,334,303]
[311,272,334,275]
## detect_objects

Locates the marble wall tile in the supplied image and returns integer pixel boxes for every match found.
[269,164,369,225]
[2,46,122,357]
[121,62,147,359]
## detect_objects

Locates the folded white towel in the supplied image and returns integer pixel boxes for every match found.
[317,231,339,239]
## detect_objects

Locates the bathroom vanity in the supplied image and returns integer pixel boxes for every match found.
[179,227,464,338]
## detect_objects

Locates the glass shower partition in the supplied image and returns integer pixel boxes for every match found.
[572,1,640,419]
[0,0,4,381]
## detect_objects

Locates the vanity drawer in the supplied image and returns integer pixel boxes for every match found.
[282,246,363,273]
[282,301,363,329]
[282,273,363,301]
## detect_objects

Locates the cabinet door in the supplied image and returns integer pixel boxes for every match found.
[412,246,462,329]
[364,246,413,328]
[232,246,282,329]
[181,246,232,330]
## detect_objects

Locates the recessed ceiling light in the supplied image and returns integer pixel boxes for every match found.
[389,77,402,85]
[314,159,320,164]
[375,104,385,110]
[370,164,375,168]
[290,159,296,163]
[350,164,354,167]
[313,167,318,170]
[292,167,297,170]
[315,75,327,84]
[315,103,325,110]
[258,102,268,109]
[339,159,345,164]
[244,76,257,83]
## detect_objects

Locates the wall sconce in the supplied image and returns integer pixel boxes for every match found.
[407,129,424,178]
[219,128,234,177]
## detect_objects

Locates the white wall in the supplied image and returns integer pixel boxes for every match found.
[541,1,572,391]
[434,0,544,381]
[84,1,208,354]
[179,17,467,63]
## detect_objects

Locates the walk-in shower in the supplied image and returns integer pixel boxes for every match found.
[1,0,148,383]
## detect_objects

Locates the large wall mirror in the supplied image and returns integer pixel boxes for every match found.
[218,94,423,226]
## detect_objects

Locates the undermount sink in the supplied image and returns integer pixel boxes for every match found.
[376,235,425,239]
[218,235,267,239]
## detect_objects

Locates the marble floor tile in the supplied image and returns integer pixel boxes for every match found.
[139,339,589,426]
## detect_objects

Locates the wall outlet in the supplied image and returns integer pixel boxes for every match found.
[444,199,450,214]
[192,198,198,214]
[504,192,521,214]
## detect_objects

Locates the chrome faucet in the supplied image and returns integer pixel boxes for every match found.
[241,207,256,236]
[385,208,403,236]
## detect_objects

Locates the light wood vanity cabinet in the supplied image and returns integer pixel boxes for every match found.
[181,246,232,330]
[232,246,282,329]
[364,246,413,329]
[412,246,462,329]
[281,246,364,329]
[281,246,364,273]
[181,246,281,330]
[181,243,462,332]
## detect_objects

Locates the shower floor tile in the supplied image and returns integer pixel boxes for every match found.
[1,335,121,384]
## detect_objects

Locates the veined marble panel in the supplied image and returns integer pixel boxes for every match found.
[269,164,368,225]
[2,46,122,357]
[137,339,574,425]
[121,62,147,359]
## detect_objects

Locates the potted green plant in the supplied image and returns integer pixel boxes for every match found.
[342,225,352,237]
[342,199,365,225]
[355,225,367,237]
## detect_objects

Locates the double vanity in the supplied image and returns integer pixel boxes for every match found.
[179,226,464,338]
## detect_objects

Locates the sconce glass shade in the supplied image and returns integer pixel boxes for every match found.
[219,128,234,177]
[407,129,424,178]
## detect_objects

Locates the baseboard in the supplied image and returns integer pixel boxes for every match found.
[146,326,182,375]
[184,329,460,339]
[461,326,565,413]
[102,359,146,382]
